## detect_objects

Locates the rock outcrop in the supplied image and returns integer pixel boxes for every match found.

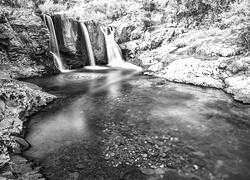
[0,6,58,180]
[0,78,56,179]
[115,19,250,104]
[0,7,57,79]
[142,51,250,103]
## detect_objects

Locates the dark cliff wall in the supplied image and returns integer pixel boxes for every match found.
[51,14,107,68]
[85,20,107,65]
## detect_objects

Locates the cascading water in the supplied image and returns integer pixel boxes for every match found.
[101,26,142,71]
[101,26,124,66]
[80,23,96,66]
[44,15,66,72]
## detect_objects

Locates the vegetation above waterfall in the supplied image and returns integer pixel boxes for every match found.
[33,0,249,54]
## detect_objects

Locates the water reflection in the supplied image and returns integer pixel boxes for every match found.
[24,72,250,179]
[26,96,89,159]
[106,71,122,98]
[25,70,137,159]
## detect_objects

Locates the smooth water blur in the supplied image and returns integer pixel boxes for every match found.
[101,26,143,71]
[80,23,96,66]
[44,15,65,72]
[24,70,250,180]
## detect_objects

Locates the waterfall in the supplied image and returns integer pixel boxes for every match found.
[101,26,124,66]
[44,15,66,72]
[80,23,96,66]
[101,26,142,71]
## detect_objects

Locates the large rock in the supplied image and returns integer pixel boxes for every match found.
[223,57,250,103]
[225,75,250,103]
[0,8,56,78]
[52,14,84,68]
[160,57,224,88]
[153,56,250,103]
[51,14,107,68]
[52,14,79,55]
[0,78,56,178]
[85,20,107,65]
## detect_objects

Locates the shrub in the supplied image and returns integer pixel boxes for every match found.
[64,0,142,21]
[0,0,34,8]
[220,0,250,51]
[38,0,67,14]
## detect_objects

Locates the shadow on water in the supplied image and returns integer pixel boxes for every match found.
[23,70,250,180]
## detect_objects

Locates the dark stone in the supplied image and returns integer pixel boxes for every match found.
[12,136,30,151]
[0,34,10,46]
[0,14,7,23]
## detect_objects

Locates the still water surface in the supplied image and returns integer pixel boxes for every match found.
[24,69,250,180]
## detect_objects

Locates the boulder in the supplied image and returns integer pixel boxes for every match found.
[12,136,30,151]
[225,75,250,103]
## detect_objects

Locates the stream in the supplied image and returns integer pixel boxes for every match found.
[23,69,250,180]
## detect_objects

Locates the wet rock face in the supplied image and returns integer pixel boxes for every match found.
[0,8,56,79]
[0,78,56,179]
[51,14,107,68]
[52,15,79,55]
[85,20,107,65]
[52,14,84,69]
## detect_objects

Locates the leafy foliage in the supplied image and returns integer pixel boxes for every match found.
[0,0,34,8]
[38,0,67,14]
[61,0,142,21]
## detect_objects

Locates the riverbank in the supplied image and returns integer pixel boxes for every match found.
[0,6,57,179]
[142,55,250,104]
[0,78,56,179]
[111,3,250,104]
[22,72,250,180]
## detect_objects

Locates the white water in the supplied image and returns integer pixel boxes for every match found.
[101,26,142,71]
[80,23,96,66]
[50,52,72,73]
[44,15,66,72]
[101,26,123,66]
